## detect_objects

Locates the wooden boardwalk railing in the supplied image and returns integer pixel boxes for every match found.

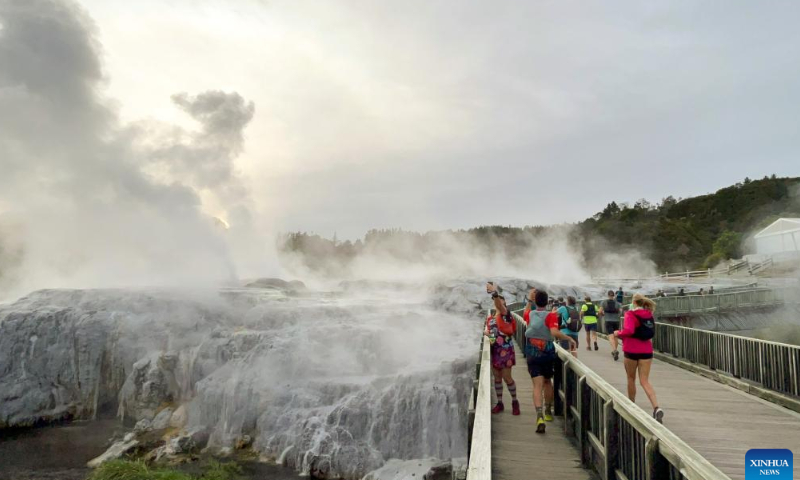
[466,335,491,480]
[468,300,800,479]
[462,311,730,480]
[652,287,793,316]
[654,322,800,399]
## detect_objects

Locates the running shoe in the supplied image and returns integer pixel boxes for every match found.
[536,417,546,434]
[612,350,619,361]
[511,400,520,416]
[491,402,504,414]
[544,407,553,422]
[594,342,598,351]
[653,407,664,424]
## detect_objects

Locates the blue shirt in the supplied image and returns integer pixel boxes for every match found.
[558,305,577,336]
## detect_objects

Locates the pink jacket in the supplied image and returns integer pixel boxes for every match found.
[615,309,654,354]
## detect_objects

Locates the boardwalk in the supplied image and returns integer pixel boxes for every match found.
[578,340,800,480]
[491,352,595,480]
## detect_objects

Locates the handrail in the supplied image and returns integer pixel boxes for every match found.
[466,333,492,479]
[749,257,774,275]
[510,312,730,480]
[727,259,749,275]
[659,269,712,279]
[653,287,794,316]
[654,322,800,398]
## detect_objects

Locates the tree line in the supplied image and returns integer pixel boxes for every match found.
[280,175,800,275]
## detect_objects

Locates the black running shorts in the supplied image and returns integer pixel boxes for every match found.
[526,352,556,379]
[624,352,653,361]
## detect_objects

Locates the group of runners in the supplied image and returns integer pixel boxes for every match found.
[483,283,664,434]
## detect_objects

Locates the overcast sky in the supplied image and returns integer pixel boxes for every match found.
[3,0,800,251]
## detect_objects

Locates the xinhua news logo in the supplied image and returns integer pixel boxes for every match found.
[746,449,793,479]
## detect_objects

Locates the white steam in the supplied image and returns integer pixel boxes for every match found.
[280,225,657,288]
[0,0,275,297]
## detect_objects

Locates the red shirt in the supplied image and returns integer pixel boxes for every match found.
[523,309,559,329]
[486,311,516,336]
[525,309,560,351]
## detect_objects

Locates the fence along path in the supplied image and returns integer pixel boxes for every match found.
[467,309,732,480]
[575,338,800,480]
[652,287,794,316]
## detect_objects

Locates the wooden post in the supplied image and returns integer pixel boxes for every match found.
[644,437,660,480]
[577,375,589,466]
[602,400,618,480]
[563,359,573,436]
[466,337,491,480]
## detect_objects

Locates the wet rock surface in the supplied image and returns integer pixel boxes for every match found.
[0,279,559,479]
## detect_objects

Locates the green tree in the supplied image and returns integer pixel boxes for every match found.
[712,230,742,259]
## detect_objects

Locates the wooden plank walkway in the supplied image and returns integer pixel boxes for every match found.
[579,340,800,480]
[491,353,595,480]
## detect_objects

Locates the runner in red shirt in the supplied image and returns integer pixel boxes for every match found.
[525,289,576,433]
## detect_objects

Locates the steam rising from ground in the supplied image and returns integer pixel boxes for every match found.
[0,0,272,297]
[280,226,657,288]
[0,285,480,479]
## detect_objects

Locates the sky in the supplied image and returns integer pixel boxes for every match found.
[76,0,800,238]
[1,0,800,288]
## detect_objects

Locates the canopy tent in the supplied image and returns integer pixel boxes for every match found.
[753,218,800,256]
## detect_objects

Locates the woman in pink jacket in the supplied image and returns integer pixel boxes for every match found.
[611,293,664,423]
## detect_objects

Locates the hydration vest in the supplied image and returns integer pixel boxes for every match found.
[525,309,553,341]
[524,309,554,356]
[584,302,597,317]
[631,310,656,340]
[563,306,582,332]
[604,299,619,314]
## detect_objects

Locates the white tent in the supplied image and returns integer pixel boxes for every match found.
[754,218,800,256]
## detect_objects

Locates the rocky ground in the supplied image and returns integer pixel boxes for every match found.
[0,280,504,479]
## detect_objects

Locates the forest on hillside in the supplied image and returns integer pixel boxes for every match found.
[279,175,800,276]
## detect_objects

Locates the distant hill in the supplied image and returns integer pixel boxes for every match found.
[579,175,800,271]
[280,175,800,275]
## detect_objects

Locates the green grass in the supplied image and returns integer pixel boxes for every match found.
[88,460,243,480]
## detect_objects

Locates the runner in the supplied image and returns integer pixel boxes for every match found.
[580,296,599,351]
[525,289,577,433]
[484,283,520,415]
[599,290,622,360]
[616,287,624,304]
[557,296,581,357]
[613,293,664,423]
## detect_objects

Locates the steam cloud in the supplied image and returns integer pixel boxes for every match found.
[280,225,657,287]
[0,0,267,296]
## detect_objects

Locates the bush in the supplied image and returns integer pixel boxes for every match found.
[88,460,243,480]
[712,230,742,259]
[702,252,724,270]
[88,461,193,480]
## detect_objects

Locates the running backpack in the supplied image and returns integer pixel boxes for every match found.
[563,306,582,332]
[584,303,597,317]
[604,299,619,314]
[632,311,655,340]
